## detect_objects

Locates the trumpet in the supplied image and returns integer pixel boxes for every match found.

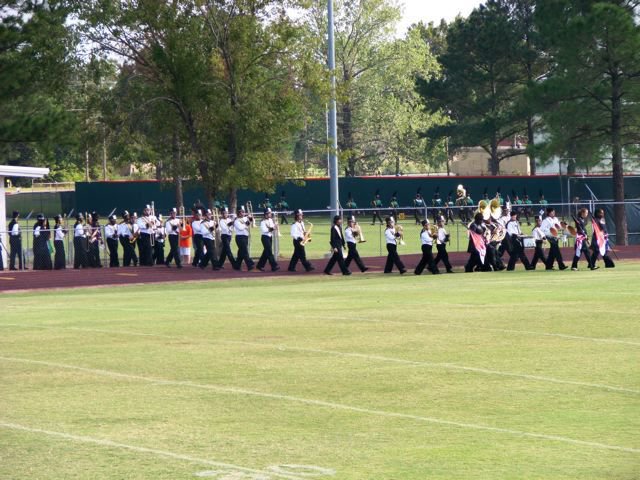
[301,222,313,245]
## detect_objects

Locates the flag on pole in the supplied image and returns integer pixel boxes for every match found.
[468,229,486,264]
[592,219,607,257]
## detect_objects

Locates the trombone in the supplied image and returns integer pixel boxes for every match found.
[245,201,257,227]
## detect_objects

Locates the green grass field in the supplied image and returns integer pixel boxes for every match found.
[1,266,639,479]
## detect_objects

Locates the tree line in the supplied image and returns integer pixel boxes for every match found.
[1,0,638,243]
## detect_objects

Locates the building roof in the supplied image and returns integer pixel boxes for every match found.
[0,165,49,178]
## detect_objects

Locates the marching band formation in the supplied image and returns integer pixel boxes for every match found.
[1,184,616,275]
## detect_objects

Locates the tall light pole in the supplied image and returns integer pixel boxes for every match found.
[327,0,339,217]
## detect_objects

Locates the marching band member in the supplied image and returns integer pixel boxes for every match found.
[217,207,236,269]
[191,209,204,267]
[256,208,280,272]
[444,192,455,225]
[433,216,453,273]
[199,209,219,270]
[8,211,24,270]
[130,213,140,265]
[33,214,52,270]
[571,208,596,271]
[414,219,438,275]
[165,208,183,268]
[118,211,137,267]
[234,207,255,271]
[540,207,567,270]
[383,217,406,274]
[465,212,487,273]
[179,218,192,265]
[324,215,351,275]
[505,211,533,270]
[277,191,289,224]
[590,208,615,268]
[344,217,368,273]
[73,213,89,269]
[88,212,102,268]
[389,192,400,221]
[153,214,165,265]
[288,209,314,272]
[53,214,67,270]
[413,189,425,225]
[104,214,119,267]
[530,216,547,270]
[371,190,383,225]
[137,205,155,266]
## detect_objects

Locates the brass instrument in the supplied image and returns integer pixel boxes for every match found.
[301,222,313,245]
[489,198,502,221]
[490,223,506,243]
[246,201,256,227]
[149,202,156,247]
[428,224,438,240]
[273,210,282,237]
[549,221,568,238]
[395,224,405,246]
[475,200,491,221]
[352,221,366,243]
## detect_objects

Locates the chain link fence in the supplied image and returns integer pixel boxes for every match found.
[2,201,638,270]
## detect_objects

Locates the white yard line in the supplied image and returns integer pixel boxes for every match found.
[4,305,640,346]
[2,323,637,394]
[0,421,303,480]
[1,323,638,395]
[1,355,638,455]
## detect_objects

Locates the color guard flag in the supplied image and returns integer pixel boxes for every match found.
[592,219,607,257]
[468,229,486,264]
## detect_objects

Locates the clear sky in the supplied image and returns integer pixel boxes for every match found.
[396,0,482,34]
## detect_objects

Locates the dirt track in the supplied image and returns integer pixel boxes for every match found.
[1,246,638,293]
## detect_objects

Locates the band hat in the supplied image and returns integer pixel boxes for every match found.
[348,216,356,223]
[76,213,84,220]
[54,214,61,221]
[206,209,212,215]
[421,219,428,226]
[333,215,341,223]
[264,208,272,215]
[170,208,177,213]
[511,210,518,216]
[12,210,19,218]
[145,204,151,209]
[122,210,129,217]
[133,212,138,217]
[295,209,303,215]
[37,214,45,221]
[438,215,445,223]
[157,214,163,220]
[109,214,117,221]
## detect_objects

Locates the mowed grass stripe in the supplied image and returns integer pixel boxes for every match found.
[0,422,304,480]
[2,323,637,395]
[2,355,638,455]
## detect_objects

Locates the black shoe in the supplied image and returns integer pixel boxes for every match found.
[272,266,281,272]
[213,266,220,271]
[324,271,332,275]
[177,265,183,269]
[306,266,315,272]
[559,265,568,271]
[166,263,171,268]
[400,269,407,275]
[287,268,296,272]
[343,271,352,276]
[248,266,255,271]
[257,266,265,272]
[9,268,17,271]
[362,267,369,273]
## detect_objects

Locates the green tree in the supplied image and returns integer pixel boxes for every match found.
[0,0,80,180]
[417,2,527,175]
[535,0,640,244]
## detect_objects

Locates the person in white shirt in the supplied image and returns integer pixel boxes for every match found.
[52,214,68,270]
[256,208,280,272]
[217,207,237,269]
[104,214,119,267]
[199,209,219,270]
[505,211,532,271]
[137,205,156,266]
[344,217,368,273]
[414,219,438,275]
[7,210,24,270]
[118,211,137,267]
[234,208,255,271]
[323,215,351,275]
[33,214,52,270]
[530,215,547,269]
[383,217,406,274]
[73,213,89,269]
[288,209,314,272]
[153,214,165,265]
[164,208,182,268]
[540,207,567,270]
[433,216,453,273]
[191,210,204,267]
